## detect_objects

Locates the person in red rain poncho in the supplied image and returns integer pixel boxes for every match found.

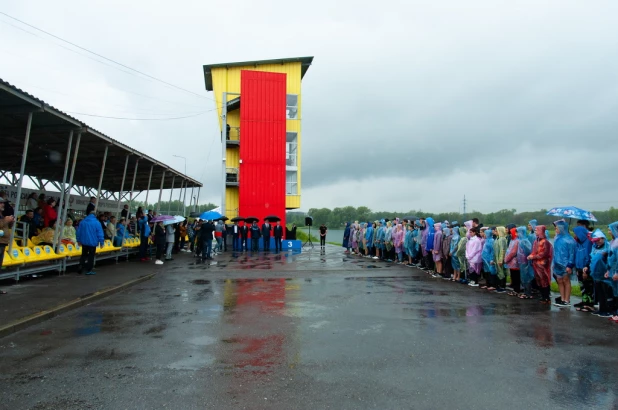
[528,225,554,304]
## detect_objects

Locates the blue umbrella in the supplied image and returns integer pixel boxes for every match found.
[199,210,223,220]
[546,206,597,222]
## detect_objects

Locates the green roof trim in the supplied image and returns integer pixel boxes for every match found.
[202,56,314,91]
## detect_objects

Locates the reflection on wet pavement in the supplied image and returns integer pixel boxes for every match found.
[1,248,617,409]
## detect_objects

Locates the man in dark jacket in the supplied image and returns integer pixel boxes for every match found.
[200,220,215,261]
[232,222,240,251]
[19,209,37,239]
[261,221,272,251]
[240,223,249,252]
[76,212,104,275]
[250,222,261,252]
[274,221,284,252]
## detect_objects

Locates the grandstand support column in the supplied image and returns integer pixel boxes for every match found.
[177,179,184,215]
[116,155,130,218]
[167,175,176,215]
[196,186,201,212]
[156,171,166,214]
[52,130,74,251]
[183,181,189,216]
[189,185,195,214]
[61,131,82,228]
[144,165,154,207]
[128,159,140,220]
[94,145,109,214]
[8,112,33,253]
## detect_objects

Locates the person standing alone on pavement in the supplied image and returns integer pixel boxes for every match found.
[154,221,166,265]
[319,223,328,248]
[76,211,104,275]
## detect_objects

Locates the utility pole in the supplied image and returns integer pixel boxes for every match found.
[463,195,467,220]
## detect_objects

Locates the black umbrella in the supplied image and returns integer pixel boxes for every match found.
[231,216,245,223]
[245,216,259,224]
[189,212,201,218]
[264,215,281,222]
[216,216,229,222]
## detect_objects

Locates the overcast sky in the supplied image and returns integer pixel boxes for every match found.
[2,0,618,214]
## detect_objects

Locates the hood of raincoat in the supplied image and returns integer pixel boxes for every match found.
[434,223,442,231]
[535,225,546,239]
[529,219,538,230]
[609,222,618,240]
[482,228,494,261]
[553,221,576,269]
[590,228,606,242]
[450,228,460,253]
[496,226,506,237]
[553,220,569,236]
[443,227,451,236]
[426,217,435,232]
[510,228,517,240]
[459,227,467,237]
[517,226,533,254]
[573,226,589,243]
[464,220,473,229]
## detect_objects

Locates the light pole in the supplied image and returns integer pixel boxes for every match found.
[173,155,187,214]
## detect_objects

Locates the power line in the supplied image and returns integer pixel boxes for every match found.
[64,110,213,121]
[0,11,213,101]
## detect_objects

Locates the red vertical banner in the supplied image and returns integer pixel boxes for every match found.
[239,70,287,232]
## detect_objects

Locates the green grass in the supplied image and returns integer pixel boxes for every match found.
[550,282,582,297]
[296,229,319,243]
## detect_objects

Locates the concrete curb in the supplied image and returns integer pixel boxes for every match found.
[0,273,156,339]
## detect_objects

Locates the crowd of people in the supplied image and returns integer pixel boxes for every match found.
[342,217,618,322]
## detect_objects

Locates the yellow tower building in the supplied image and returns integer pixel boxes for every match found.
[203,57,313,220]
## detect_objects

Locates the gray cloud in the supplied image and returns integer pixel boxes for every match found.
[2,0,618,213]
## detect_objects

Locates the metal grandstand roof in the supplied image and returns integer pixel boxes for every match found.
[0,78,202,191]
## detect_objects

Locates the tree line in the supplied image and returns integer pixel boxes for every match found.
[286,206,618,229]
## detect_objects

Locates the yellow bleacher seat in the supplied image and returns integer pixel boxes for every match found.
[65,244,82,257]
[3,248,26,267]
[21,247,40,264]
[105,239,122,251]
[42,245,66,261]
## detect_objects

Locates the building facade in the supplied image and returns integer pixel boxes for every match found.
[203,57,313,229]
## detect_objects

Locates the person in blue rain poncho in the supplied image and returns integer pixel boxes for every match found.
[424,217,436,272]
[431,222,443,278]
[373,221,386,260]
[573,222,594,309]
[450,226,461,282]
[364,222,374,257]
[516,226,534,299]
[584,229,614,316]
[552,220,576,307]
[482,228,497,290]
[607,222,618,322]
[404,224,415,266]
[413,220,422,265]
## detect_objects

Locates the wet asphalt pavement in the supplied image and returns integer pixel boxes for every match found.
[1,246,617,409]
